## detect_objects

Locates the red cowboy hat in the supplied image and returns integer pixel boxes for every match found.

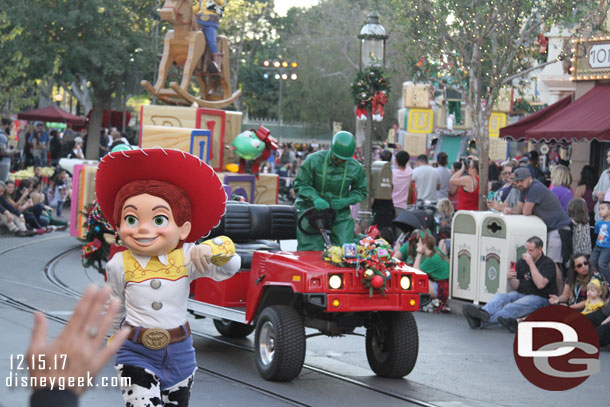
[95,148,226,242]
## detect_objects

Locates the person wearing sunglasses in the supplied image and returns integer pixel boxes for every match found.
[488,160,519,212]
[549,253,607,310]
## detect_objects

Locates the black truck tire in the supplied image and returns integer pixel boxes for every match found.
[213,319,255,338]
[254,305,306,381]
[365,311,418,378]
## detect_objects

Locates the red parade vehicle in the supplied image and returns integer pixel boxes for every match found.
[188,202,429,382]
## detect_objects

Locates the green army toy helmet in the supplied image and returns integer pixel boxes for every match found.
[330,131,356,160]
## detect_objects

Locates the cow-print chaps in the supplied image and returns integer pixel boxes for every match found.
[116,364,195,407]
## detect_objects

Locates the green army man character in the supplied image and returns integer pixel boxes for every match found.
[293,131,367,250]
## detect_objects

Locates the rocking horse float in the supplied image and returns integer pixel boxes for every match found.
[141,0,241,109]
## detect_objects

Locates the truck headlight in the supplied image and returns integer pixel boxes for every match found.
[329,274,343,289]
[400,276,411,290]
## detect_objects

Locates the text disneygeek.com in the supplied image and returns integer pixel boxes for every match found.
[5,354,130,390]
[5,372,131,390]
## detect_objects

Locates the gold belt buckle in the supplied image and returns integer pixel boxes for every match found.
[141,328,171,350]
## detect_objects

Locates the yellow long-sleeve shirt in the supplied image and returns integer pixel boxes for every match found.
[193,0,224,17]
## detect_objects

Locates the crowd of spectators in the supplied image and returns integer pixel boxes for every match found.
[306,142,610,326]
[1,119,135,180]
[0,166,71,236]
[0,121,138,237]
[13,122,90,169]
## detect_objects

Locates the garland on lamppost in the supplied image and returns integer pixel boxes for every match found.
[351,66,390,121]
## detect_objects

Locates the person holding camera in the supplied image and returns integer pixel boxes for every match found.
[449,158,480,210]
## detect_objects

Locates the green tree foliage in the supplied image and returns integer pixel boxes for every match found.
[221,0,277,112]
[269,0,406,139]
[239,51,283,119]
[397,0,609,207]
[279,1,364,132]
[0,11,39,115]
[5,0,157,158]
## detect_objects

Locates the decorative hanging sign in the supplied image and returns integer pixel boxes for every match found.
[571,36,610,81]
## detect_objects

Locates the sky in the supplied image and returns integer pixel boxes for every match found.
[274,0,319,16]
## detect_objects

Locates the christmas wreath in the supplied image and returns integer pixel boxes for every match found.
[351,66,390,121]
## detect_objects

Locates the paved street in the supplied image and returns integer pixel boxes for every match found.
[0,232,608,406]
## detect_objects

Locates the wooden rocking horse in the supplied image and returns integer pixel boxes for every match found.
[140,0,241,108]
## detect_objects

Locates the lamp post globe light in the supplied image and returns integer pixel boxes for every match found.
[262,59,298,126]
[359,11,387,70]
[357,11,388,227]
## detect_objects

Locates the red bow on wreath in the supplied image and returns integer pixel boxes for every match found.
[372,91,387,121]
[356,107,367,120]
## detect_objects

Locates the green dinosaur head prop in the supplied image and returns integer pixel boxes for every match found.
[232,130,265,160]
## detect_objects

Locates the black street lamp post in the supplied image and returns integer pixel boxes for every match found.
[357,11,388,227]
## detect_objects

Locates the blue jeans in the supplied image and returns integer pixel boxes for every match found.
[199,21,219,54]
[481,291,549,326]
[24,203,50,229]
[40,149,47,166]
[590,246,610,283]
[56,200,64,217]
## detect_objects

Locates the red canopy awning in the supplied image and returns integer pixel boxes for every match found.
[524,83,610,142]
[499,96,572,140]
[17,105,86,127]
[86,109,132,129]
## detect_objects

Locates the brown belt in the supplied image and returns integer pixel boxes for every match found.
[126,321,191,350]
[199,14,220,23]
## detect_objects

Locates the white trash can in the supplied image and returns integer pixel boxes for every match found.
[450,211,488,301]
[477,214,547,303]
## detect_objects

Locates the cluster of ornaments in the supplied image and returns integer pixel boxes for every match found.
[351,66,390,122]
[322,235,404,297]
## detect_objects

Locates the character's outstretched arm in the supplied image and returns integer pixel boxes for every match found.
[185,238,240,281]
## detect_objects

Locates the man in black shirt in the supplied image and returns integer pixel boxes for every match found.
[505,167,571,293]
[463,236,555,332]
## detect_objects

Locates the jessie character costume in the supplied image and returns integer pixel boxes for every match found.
[96,148,239,407]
